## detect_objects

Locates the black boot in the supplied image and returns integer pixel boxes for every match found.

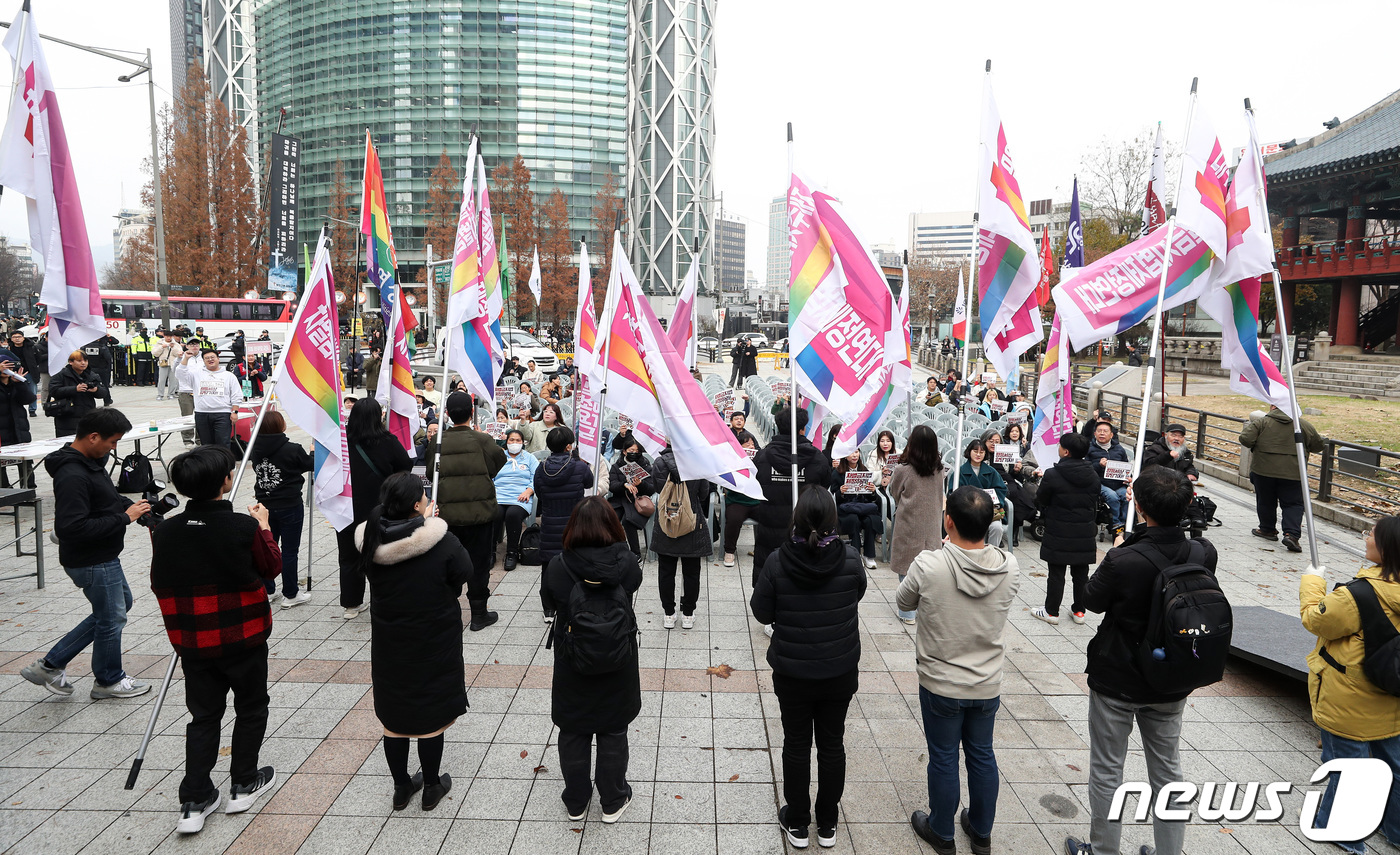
[469,599,498,632]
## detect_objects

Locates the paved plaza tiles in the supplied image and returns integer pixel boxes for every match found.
[0,384,1388,854]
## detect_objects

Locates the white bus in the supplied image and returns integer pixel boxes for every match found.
[98,290,295,343]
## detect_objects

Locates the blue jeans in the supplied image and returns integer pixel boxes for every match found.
[266,505,303,598]
[45,559,132,686]
[1315,730,1400,854]
[1100,484,1128,525]
[26,376,36,415]
[919,688,1000,841]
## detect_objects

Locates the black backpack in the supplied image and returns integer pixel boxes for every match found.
[1342,578,1400,696]
[517,524,543,566]
[546,558,638,676]
[1132,539,1233,695]
[116,451,155,494]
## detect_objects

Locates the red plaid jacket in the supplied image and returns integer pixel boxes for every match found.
[150,500,283,659]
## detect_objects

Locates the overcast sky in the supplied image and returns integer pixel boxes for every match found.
[1,0,1397,286]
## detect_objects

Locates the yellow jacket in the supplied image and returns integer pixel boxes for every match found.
[1301,566,1400,741]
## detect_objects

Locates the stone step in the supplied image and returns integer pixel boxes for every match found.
[1293,379,1400,399]
[1297,362,1400,375]
[1296,369,1400,383]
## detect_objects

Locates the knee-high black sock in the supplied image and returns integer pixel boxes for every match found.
[417,734,444,787]
[383,736,411,788]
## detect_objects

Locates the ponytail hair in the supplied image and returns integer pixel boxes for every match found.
[356,471,425,575]
[789,486,840,554]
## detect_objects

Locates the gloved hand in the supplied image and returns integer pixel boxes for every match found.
[1303,564,1326,579]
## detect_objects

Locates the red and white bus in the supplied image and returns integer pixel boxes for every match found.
[97,290,295,343]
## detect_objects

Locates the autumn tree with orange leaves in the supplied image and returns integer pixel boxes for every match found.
[422,149,461,321]
[490,155,537,325]
[537,190,576,328]
[142,64,263,298]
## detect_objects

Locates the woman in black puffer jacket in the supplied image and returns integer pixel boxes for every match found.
[355,472,471,812]
[533,425,593,566]
[751,486,866,847]
[540,497,643,822]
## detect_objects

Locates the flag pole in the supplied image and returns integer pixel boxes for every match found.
[1246,98,1320,567]
[1125,78,1198,533]
[593,214,626,478]
[431,322,454,507]
[230,228,330,497]
[954,60,991,491]
[570,237,587,443]
[787,123,798,507]
[903,252,913,423]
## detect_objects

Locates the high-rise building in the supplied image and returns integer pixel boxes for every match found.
[205,0,259,162]
[908,210,976,260]
[765,195,785,289]
[1028,198,1070,255]
[253,1,628,269]
[626,0,716,296]
[716,218,745,294]
[113,208,153,263]
[169,0,203,93]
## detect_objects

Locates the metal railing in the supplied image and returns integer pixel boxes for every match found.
[1065,384,1400,519]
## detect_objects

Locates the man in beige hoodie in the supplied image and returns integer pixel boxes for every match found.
[896,486,1019,855]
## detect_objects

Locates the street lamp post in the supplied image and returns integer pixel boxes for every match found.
[926,293,934,359]
[117,51,169,329]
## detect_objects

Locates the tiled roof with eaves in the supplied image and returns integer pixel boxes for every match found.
[1264,89,1400,183]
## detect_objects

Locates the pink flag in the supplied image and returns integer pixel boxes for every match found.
[787,169,896,421]
[0,7,106,374]
[667,258,699,368]
[573,241,603,466]
[277,233,354,530]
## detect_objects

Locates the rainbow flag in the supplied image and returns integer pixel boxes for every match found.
[590,234,663,431]
[786,168,896,421]
[1030,313,1076,471]
[452,153,506,401]
[373,222,420,452]
[975,76,1042,380]
[277,233,353,531]
[360,131,416,334]
[617,233,760,498]
[952,270,967,346]
[445,136,480,329]
[1197,109,1295,418]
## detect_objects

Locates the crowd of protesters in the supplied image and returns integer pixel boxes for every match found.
[21,335,1400,855]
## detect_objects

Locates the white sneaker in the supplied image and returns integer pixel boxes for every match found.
[282,591,312,609]
[20,658,74,696]
[267,591,283,606]
[663,613,676,629]
[601,795,631,824]
[91,676,151,700]
[1071,611,1087,625]
[681,614,694,630]
[176,792,220,834]
[226,766,275,813]
[1030,607,1059,626]
[343,604,367,620]
[861,556,877,570]
[723,553,736,567]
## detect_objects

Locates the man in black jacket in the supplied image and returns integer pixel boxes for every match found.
[1065,466,1217,855]
[20,409,152,700]
[750,407,833,585]
[1141,423,1199,482]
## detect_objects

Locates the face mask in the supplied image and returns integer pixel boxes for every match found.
[627,451,642,461]
[507,442,523,454]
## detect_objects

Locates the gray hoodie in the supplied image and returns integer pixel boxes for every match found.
[895,541,1019,700]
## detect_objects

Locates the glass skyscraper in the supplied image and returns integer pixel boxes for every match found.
[253,0,627,270]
